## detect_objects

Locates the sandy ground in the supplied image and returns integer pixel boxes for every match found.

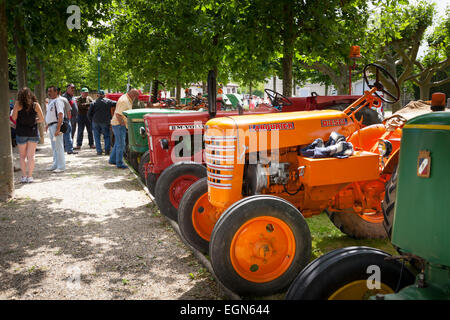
[0,133,223,300]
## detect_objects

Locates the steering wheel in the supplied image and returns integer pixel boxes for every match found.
[264,89,293,109]
[363,63,400,104]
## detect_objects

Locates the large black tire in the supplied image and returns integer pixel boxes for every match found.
[178,178,211,254]
[327,209,388,239]
[209,195,311,297]
[128,151,140,172]
[138,151,150,181]
[382,167,398,239]
[146,173,158,197]
[285,246,415,300]
[326,104,382,126]
[154,162,206,222]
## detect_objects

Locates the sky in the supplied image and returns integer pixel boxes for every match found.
[414,0,449,57]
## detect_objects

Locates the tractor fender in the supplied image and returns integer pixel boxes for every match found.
[347,124,386,151]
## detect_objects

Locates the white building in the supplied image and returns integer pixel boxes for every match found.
[264,76,370,98]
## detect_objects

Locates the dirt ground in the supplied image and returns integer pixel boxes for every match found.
[0,133,224,300]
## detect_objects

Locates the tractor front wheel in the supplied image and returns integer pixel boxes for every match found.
[146,173,158,197]
[178,178,216,254]
[128,151,140,172]
[209,195,311,296]
[285,246,415,300]
[138,151,150,182]
[154,162,206,222]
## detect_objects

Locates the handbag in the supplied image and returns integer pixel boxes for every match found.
[54,101,69,134]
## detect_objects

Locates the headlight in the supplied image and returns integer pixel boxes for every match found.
[378,140,392,157]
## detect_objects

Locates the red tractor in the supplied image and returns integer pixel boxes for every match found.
[143,71,381,222]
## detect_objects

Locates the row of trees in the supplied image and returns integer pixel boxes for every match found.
[1,0,449,200]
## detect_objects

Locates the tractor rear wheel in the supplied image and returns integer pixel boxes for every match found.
[154,162,206,222]
[381,167,398,239]
[285,246,415,300]
[209,195,311,296]
[327,208,387,239]
[138,151,150,182]
[178,178,215,254]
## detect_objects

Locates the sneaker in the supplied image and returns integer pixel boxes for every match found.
[53,168,65,173]
[105,151,110,156]
[74,146,81,150]
[90,145,96,149]
[67,151,78,155]
[97,152,103,155]
[20,176,27,183]
[46,166,56,171]
[26,177,34,183]
[117,165,128,169]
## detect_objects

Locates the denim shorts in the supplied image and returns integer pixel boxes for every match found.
[16,135,40,145]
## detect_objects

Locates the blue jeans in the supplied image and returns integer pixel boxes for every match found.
[48,124,65,170]
[63,120,74,153]
[109,125,127,167]
[92,122,111,154]
[76,114,94,147]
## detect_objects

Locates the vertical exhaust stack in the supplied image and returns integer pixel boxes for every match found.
[207,70,217,119]
[431,92,446,112]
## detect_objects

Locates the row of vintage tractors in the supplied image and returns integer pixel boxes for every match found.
[123,65,448,299]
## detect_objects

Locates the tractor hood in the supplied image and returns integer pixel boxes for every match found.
[205,110,357,151]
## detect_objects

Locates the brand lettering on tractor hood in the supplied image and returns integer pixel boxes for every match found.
[249,122,295,132]
[169,124,204,130]
[321,118,348,127]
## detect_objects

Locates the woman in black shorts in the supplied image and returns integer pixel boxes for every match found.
[11,88,44,183]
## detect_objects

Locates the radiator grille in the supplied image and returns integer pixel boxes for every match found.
[204,135,236,190]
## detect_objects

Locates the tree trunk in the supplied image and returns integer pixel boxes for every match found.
[282,2,295,97]
[34,57,45,144]
[0,0,14,201]
[249,81,252,97]
[202,81,206,95]
[176,78,181,104]
[13,12,27,90]
[273,75,276,92]
[419,84,431,101]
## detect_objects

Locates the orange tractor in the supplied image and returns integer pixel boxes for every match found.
[177,64,403,296]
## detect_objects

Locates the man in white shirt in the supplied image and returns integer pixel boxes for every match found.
[45,86,65,172]
[57,87,77,155]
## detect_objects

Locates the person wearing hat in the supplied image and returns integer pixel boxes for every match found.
[75,87,95,150]
[88,89,116,155]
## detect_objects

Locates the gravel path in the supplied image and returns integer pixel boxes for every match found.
[0,134,223,300]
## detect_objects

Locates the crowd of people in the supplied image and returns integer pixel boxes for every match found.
[9,85,139,183]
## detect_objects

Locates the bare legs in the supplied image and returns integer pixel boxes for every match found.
[18,141,38,179]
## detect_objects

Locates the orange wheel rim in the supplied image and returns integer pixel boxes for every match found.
[192,192,216,241]
[230,216,296,283]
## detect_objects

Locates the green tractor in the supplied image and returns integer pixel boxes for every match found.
[286,92,449,300]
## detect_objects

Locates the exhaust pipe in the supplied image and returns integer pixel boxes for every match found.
[207,70,217,118]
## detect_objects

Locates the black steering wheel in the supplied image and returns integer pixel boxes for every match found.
[264,89,293,109]
[363,63,400,104]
